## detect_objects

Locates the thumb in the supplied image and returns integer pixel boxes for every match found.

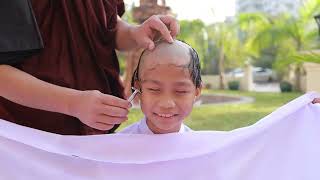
[147,41,155,50]
[140,37,155,50]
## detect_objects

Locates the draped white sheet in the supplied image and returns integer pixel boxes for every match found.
[0,92,319,180]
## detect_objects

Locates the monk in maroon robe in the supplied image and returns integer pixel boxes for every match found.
[0,0,179,135]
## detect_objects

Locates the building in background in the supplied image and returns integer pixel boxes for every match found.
[132,0,172,23]
[236,0,303,17]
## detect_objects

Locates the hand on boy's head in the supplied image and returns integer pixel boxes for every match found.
[312,98,320,104]
[131,15,179,50]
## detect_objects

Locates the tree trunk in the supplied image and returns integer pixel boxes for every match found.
[218,46,225,89]
[294,44,302,91]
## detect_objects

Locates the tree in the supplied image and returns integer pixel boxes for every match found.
[236,0,320,90]
[177,20,209,73]
[206,22,246,89]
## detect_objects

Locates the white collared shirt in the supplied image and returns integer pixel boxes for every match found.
[118,117,192,134]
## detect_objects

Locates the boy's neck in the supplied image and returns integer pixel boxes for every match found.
[145,117,182,134]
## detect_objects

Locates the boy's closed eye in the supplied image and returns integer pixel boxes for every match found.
[143,87,191,95]
[146,88,161,92]
[175,90,190,94]
[142,84,161,92]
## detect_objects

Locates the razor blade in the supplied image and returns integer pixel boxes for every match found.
[127,87,141,103]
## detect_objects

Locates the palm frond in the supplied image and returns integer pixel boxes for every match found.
[292,51,320,63]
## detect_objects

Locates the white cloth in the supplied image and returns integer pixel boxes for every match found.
[0,92,319,180]
[118,117,192,134]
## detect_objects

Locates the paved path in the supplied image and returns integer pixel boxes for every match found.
[252,82,280,92]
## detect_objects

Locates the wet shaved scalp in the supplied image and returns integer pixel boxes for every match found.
[131,40,202,89]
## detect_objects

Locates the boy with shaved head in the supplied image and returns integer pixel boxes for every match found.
[119,40,320,135]
[119,40,201,134]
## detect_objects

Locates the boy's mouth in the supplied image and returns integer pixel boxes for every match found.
[154,113,178,118]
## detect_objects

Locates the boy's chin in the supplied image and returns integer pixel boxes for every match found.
[146,115,184,134]
[149,122,181,134]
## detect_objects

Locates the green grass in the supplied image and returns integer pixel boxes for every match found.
[117,90,302,132]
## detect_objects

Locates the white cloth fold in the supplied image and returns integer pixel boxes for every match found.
[0,92,319,180]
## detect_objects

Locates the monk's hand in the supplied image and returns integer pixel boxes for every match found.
[130,15,180,50]
[68,90,131,131]
[312,98,320,104]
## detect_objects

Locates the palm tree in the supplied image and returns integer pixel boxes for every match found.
[237,0,320,90]
[237,0,320,61]
[207,22,245,89]
[178,20,208,72]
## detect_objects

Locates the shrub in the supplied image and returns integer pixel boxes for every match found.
[228,81,240,90]
[204,83,212,89]
[280,81,292,92]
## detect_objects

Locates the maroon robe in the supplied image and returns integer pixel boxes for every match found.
[0,0,125,135]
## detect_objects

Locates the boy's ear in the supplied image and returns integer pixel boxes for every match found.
[134,81,142,98]
[134,81,140,90]
[195,85,202,99]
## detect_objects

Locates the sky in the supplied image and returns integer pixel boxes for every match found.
[124,0,236,24]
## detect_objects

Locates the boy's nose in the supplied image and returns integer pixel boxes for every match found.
[158,96,176,109]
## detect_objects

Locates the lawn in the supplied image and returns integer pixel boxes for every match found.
[117,90,302,132]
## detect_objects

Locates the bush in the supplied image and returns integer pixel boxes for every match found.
[204,83,212,89]
[228,81,240,90]
[280,81,292,92]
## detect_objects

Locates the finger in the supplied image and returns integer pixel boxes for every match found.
[97,114,128,125]
[312,98,320,104]
[148,16,173,43]
[93,122,114,131]
[100,94,131,109]
[159,15,180,38]
[139,36,155,50]
[98,105,129,117]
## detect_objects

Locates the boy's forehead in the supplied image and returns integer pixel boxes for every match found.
[141,40,191,67]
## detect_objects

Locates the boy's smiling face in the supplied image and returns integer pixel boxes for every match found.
[136,41,201,134]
